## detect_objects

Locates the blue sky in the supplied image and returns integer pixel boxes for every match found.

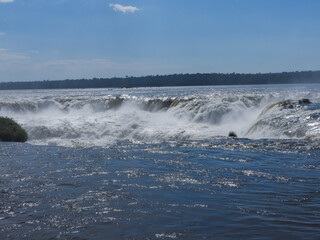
[0,0,319,82]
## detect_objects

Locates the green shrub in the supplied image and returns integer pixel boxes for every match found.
[298,99,311,104]
[0,117,28,142]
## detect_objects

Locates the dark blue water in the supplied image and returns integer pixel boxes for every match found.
[1,139,319,239]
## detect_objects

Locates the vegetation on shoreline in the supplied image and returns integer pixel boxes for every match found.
[0,71,319,90]
[0,117,28,142]
[298,99,311,104]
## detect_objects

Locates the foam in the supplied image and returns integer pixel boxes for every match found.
[0,86,319,147]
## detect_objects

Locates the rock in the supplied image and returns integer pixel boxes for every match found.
[228,131,237,138]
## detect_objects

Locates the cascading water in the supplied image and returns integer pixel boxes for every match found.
[1,85,320,240]
[0,85,319,147]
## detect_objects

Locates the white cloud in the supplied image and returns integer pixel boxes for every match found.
[0,0,14,3]
[0,48,28,61]
[109,3,139,13]
[0,32,5,36]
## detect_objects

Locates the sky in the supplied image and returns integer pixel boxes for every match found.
[0,0,319,82]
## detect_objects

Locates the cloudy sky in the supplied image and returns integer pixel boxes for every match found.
[0,0,319,82]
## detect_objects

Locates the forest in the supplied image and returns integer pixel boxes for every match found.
[0,71,320,90]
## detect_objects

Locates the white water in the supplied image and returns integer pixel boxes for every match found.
[1,85,320,147]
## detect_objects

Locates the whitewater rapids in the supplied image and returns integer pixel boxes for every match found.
[0,84,320,147]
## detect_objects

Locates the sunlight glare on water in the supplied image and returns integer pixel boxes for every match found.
[0,85,320,239]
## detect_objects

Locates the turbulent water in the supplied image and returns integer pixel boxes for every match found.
[1,85,320,239]
[1,85,320,147]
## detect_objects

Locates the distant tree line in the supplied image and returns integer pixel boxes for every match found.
[0,71,320,90]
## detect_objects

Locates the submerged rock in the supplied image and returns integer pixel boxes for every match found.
[0,117,28,142]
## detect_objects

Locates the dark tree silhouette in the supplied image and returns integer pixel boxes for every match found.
[0,71,319,90]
